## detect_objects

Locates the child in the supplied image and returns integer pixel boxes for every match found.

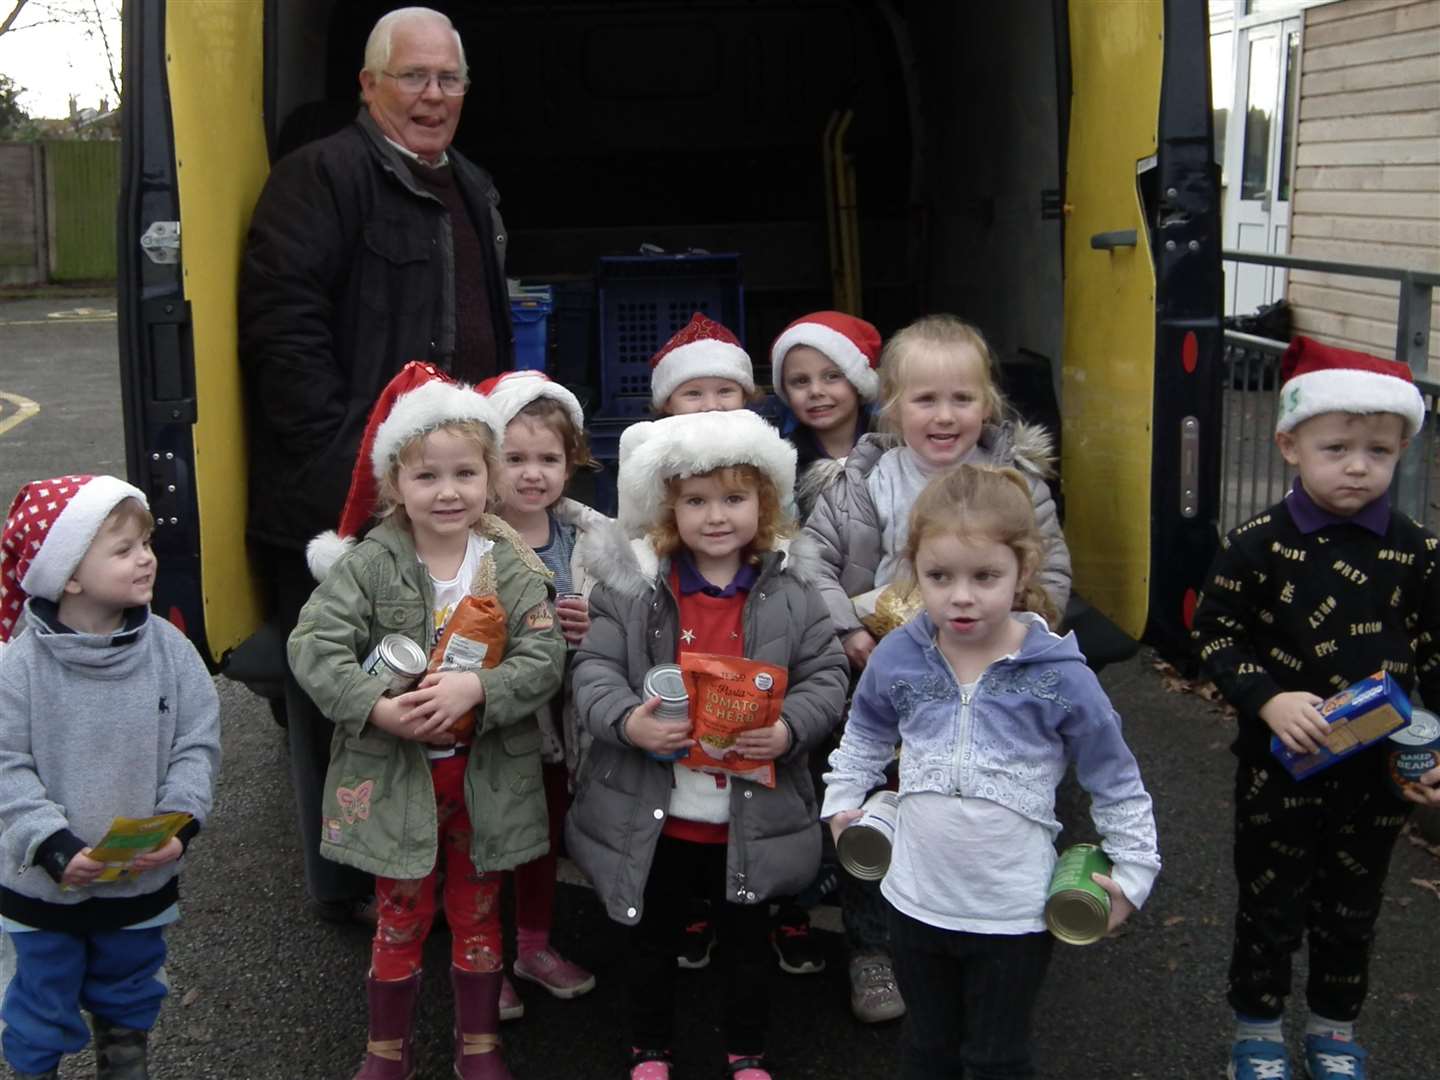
[1192,338,1440,1080]
[483,370,608,1015]
[823,464,1160,1079]
[803,313,1072,1021]
[289,363,566,1080]
[0,476,221,1080]
[650,311,756,415]
[564,410,848,1080]
[769,311,882,518]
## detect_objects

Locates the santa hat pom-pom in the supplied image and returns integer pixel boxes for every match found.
[306,530,356,582]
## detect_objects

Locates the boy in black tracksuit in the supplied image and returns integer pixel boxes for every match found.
[1193,337,1440,1080]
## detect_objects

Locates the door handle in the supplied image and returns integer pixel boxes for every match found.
[1090,229,1138,251]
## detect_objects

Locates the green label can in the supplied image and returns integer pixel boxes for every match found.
[1044,843,1112,945]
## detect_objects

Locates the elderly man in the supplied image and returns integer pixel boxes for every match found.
[238,8,512,936]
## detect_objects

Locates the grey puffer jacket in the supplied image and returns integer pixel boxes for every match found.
[802,421,1071,638]
[564,525,848,926]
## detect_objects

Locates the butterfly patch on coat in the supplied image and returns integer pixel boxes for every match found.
[336,780,375,824]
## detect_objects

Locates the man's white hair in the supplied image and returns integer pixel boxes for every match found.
[363,7,468,77]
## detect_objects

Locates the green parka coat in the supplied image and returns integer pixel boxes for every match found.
[288,516,565,880]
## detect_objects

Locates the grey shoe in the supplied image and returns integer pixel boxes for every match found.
[92,1015,150,1080]
[848,950,905,1023]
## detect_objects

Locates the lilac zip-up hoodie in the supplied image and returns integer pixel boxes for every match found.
[822,612,1160,908]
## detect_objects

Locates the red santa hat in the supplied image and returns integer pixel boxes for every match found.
[769,311,882,404]
[649,312,755,410]
[306,362,498,580]
[1276,336,1425,438]
[478,370,586,435]
[616,410,796,537]
[2,474,149,641]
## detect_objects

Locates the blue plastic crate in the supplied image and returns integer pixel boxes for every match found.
[586,414,638,517]
[597,254,744,412]
[510,285,553,372]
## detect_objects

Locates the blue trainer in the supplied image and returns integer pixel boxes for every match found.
[1229,1039,1293,1080]
[1302,1034,1368,1079]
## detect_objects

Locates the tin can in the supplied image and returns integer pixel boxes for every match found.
[837,790,900,881]
[1044,843,1113,945]
[362,634,428,697]
[1387,708,1440,798]
[642,663,689,761]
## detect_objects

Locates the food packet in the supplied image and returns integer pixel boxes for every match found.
[853,582,924,639]
[679,652,789,788]
[427,593,507,737]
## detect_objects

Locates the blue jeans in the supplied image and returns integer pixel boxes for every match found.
[1,926,167,1075]
[888,906,1053,1080]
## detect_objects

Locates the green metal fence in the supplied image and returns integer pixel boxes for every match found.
[45,140,119,282]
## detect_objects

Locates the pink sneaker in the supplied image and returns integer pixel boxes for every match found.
[499,974,524,1022]
[629,1048,671,1080]
[726,1054,772,1080]
[513,947,597,999]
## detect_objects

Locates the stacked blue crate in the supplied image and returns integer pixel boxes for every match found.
[590,253,744,515]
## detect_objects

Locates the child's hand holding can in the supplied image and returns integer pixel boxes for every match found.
[555,592,589,646]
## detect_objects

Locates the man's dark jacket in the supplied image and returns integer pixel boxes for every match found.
[239,110,513,552]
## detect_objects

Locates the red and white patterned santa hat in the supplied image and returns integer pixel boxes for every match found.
[478,370,586,435]
[769,311,882,404]
[616,410,796,537]
[649,311,754,410]
[1276,335,1425,437]
[1,474,149,641]
[306,362,498,580]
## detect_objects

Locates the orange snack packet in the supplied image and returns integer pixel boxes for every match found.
[679,653,789,788]
[427,593,508,737]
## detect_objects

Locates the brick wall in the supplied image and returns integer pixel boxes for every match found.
[0,142,44,285]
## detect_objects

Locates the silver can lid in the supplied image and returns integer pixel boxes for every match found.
[1392,708,1440,746]
[644,663,687,702]
[379,634,428,678]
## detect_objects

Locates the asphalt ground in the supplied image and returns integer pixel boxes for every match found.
[0,296,1436,1079]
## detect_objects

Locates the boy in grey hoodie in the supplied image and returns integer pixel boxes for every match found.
[0,475,221,1080]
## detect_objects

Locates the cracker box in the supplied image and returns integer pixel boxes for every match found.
[1270,671,1413,780]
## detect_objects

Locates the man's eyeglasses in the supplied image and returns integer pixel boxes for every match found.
[382,69,470,96]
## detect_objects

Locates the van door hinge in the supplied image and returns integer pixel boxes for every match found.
[140,221,181,264]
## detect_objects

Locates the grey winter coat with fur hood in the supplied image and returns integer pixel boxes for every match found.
[802,421,1072,638]
[564,525,848,927]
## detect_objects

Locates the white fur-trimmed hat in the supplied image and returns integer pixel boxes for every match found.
[2,474,149,640]
[306,362,498,580]
[649,312,754,410]
[1276,336,1425,438]
[616,410,797,536]
[770,311,882,404]
[479,370,586,435]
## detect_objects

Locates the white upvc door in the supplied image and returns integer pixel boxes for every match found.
[1222,15,1301,316]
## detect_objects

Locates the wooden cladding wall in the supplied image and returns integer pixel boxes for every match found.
[1288,0,1440,364]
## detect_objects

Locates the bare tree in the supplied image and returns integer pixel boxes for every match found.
[0,0,121,114]
[0,1,34,37]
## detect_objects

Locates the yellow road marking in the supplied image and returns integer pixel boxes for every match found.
[0,392,41,436]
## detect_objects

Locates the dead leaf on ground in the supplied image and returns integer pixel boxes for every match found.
[1164,915,1186,927]
[1408,877,1440,900]
[181,988,201,1007]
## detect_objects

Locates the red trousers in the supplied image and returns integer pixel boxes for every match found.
[371,754,502,981]
[511,762,569,942]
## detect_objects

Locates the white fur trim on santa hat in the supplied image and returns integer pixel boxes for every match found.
[617,411,796,537]
[1277,367,1425,437]
[487,371,585,435]
[20,476,148,602]
[650,340,755,410]
[770,322,879,404]
[370,380,498,478]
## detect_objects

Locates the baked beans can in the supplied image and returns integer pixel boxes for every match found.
[362,634,427,697]
[642,663,689,761]
[837,790,900,881]
[1044,843,1112,945]
[1387,707,1440,798]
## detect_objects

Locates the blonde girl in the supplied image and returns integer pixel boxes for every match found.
[823,464,1159,1080]
[289,363,566,1080]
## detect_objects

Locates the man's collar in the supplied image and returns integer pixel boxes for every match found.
[382,134,448,168]
[1285,478,1390,536]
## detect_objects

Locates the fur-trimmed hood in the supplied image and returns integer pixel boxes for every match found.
[576,517,827,600]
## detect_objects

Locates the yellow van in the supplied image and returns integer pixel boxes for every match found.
[118,0,1222,682]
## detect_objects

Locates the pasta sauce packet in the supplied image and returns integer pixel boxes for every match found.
[679,652,788,788]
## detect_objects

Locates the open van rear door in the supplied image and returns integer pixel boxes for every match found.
[118,0,269,665]
[1061,0,1223,660]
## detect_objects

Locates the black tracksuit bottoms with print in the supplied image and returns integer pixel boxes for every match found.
[1228,753,1411,1022]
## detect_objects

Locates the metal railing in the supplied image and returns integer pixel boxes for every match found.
[1219,250,1439,532]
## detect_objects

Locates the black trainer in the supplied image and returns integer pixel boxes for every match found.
[676,917,716,969]
[771,909,825,975]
